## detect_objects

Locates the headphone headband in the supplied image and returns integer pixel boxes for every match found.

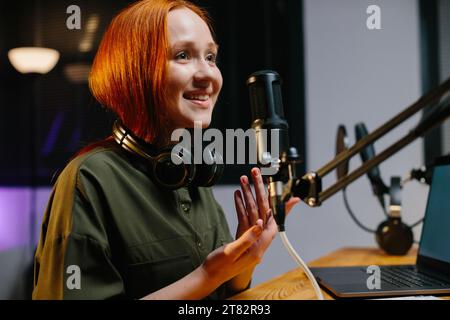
[112,121,154,161]
[112,120,223,189]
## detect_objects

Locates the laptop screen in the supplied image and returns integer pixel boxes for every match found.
[418,161,450,263]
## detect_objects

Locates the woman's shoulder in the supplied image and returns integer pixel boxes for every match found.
[55,139,127,186]
[73,144,123,170]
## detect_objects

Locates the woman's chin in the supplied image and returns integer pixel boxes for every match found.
[189,118,211,129]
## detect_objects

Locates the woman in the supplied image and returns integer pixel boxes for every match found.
[32,0,299,300]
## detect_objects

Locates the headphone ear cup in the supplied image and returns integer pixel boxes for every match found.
[375,218,413,255]
[191,148,224,187]
[152,147,195,189]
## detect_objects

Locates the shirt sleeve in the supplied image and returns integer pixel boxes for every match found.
[62,232,125,299]
[32,160,126,300]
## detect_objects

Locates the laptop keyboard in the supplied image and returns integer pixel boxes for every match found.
[379,266,450,288]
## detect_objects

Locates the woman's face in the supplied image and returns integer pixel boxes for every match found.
[165,7,223,132]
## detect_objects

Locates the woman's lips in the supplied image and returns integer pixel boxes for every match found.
[186,98,210,108]
[183,93,211,108]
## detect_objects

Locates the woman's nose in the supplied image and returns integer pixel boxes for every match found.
[193,60,215,86]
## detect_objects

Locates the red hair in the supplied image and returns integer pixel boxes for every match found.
[89,0,213,145]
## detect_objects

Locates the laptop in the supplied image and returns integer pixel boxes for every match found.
[310,155,450,298]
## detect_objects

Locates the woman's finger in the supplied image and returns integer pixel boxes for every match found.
[236,217,277,267]
[234,190,250,237]
[286,197,301,215]
[224,222,263,259]
[240,175,258,226]
[250,168,270,226]
[255,215,278,253]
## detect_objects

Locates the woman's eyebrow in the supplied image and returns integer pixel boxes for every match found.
[170,41,219,51]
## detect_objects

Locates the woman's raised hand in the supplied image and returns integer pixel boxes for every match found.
[234,167,300,239]
[200,168,300,289]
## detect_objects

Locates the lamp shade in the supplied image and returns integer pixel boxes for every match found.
[8,47,60,74]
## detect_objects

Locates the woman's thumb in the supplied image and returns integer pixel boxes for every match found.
[225,221,263,258]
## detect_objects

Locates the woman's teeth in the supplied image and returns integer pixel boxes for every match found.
[184,94,209,101]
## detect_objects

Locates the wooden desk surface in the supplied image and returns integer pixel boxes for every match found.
[230,246,449,300]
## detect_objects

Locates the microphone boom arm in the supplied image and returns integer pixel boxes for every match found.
[291,77,450,207]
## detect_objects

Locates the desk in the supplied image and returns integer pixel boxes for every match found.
[230,247,450,300]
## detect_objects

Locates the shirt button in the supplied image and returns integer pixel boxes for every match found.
[197,241,203,248]
[181,203,191,213]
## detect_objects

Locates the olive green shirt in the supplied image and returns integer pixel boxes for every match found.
[32,143,234,299]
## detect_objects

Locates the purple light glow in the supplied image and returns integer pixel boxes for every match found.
[0,187,51,251]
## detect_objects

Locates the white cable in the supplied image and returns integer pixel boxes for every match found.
[279,231,324,300]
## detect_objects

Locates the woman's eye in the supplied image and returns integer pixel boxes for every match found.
[175,52,189,60]
[206,53,217,64]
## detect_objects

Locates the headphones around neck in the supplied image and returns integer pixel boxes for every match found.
[112,121,224,189]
